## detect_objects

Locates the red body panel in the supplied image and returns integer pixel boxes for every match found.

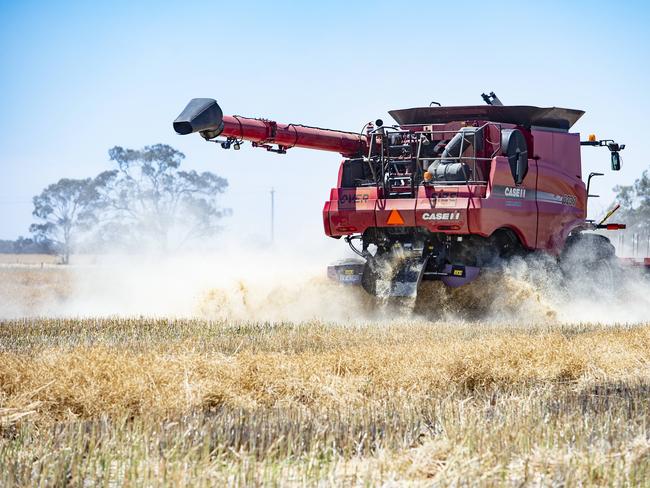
[323,128,588,253]
[415,186,474,234]
[476,156,538,249]
[532,131,586,253]
[328,187,377,234]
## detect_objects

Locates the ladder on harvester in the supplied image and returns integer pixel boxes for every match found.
[385,140,417,198]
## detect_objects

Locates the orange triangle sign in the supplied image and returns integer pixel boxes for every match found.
[386,209,405,225]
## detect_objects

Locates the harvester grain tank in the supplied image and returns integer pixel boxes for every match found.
[174,93,640,298]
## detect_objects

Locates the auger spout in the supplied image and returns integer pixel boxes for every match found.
[174,98,367,157]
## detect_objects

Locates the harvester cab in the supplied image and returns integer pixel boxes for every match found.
[174,93,634,299]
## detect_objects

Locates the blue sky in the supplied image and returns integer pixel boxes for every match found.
[1,0,649,247]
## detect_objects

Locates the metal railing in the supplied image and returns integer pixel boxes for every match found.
[362,122,504,193]
[413,122,503,186]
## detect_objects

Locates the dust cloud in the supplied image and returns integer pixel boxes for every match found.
[414,254,650,324]
[1,247,649,324]
[0,245,372,322]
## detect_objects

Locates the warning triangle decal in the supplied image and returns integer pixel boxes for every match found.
[386,209,405,225]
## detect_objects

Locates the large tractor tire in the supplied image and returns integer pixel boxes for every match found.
[560,233,619,294]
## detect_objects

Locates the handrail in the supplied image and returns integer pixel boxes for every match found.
[360,121,506,191]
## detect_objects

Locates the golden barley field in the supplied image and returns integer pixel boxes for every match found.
[1,263,650,486]
[2,317,650,486]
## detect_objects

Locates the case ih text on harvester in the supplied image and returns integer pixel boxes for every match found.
[174,93,643,298]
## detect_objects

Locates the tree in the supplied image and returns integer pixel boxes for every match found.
[613,169,650,234]
[99,144,230,251]
[14,236,53,254]
[30,177,107,264]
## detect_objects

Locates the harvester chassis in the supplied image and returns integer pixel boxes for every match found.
[173,94,646,299]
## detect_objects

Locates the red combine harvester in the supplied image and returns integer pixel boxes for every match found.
[174,93,642,297]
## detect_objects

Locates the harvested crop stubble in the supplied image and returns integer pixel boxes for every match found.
[1,320,649,420]
[2,319,650,486]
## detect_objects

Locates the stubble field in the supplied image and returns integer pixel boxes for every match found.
[1,262,650,486]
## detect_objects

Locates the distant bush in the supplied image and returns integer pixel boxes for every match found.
[0,236,53,254]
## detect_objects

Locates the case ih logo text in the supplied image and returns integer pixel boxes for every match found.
[422,212,461,221]
[504,187,527,199]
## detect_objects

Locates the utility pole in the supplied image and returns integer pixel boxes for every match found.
[270,187,275,244]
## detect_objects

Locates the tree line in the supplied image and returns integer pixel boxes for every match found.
[0,237,51,254]
[27,144,229,263]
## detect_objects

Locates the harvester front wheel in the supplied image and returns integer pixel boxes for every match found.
[560,233,619,293]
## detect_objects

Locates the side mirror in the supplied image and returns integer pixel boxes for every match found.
[611,151,621,171]
[501,129,529,185]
